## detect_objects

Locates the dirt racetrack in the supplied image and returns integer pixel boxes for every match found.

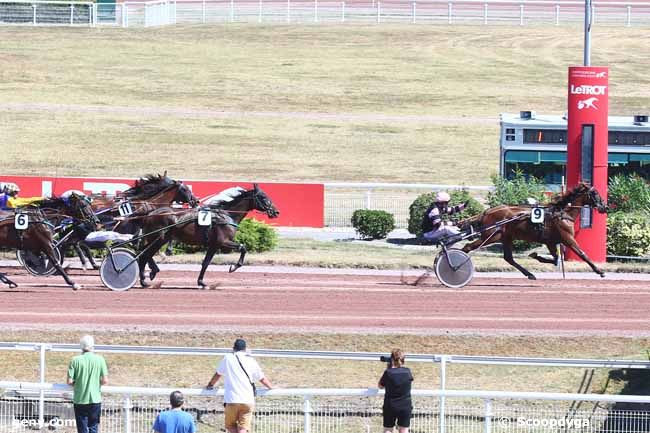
[0,265,648,336]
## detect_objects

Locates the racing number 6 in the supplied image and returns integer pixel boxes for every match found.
[15,213,28,230]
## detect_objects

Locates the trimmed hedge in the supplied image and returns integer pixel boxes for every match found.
[607,212,650,257]
[408,189,483,237]
[234,218,278,253]
[351,209,395,240]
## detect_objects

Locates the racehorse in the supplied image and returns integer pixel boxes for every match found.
[135,184,279,288]
[87,174,197,269]
[460,183,608,279]
[0,193,98,289]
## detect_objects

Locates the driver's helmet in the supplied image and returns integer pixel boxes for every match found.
[2,182,20,196]
[435,191,451,203]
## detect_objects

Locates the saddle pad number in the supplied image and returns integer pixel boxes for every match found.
[531,207,544,224]
[118,202,134,217]
[15,213,28,230]
[198,210,212,226]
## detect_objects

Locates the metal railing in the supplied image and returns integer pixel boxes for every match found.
[2,0,649,27]
[2,381,650,433]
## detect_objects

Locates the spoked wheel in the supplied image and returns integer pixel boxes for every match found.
[17,247,63,277]
[99,248,138,291]
[434,248,474,288]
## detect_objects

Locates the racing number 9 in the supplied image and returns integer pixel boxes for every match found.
[531,207,544,224]
[15,213,28,230]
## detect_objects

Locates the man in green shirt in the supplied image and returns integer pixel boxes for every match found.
[67,335,108,433]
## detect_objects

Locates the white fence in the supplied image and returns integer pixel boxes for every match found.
[2,382,650,433]
[325,182,491,228]
[1,0,650,27]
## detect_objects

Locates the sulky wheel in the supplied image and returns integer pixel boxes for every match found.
[434,248,474,288]
[99,248,138,291]
[17,247,63,277]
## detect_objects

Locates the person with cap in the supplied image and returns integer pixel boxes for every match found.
[421,191,468,244]
[0,182,44,209]
[152,391,196,433]
[378,349,414,433]
[67,335,109,433]
[205,339,274,433]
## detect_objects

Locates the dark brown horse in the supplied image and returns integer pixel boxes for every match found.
[0,193,98,289]
[461,183,608,279]
[135,184,279,288]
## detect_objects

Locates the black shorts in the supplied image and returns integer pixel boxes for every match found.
[383,407,412,428]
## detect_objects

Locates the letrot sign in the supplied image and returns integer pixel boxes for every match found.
[0,175,324,228]
[566,66,609,262]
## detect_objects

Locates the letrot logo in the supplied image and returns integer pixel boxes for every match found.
[577,97,598,110]
[570,84,607,95]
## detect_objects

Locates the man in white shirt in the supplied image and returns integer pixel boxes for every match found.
[205,339,273,433]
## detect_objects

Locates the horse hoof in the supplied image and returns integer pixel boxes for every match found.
[599,272,606,278]
[140,281,150,288]
[528,252,538,259]
[9,283,18,289]
[229,265,240,273]
[527,275,537,280]
[72,283,81,291]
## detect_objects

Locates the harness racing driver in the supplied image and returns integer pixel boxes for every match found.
[422,191,468,244]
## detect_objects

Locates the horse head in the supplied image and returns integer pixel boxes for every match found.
[66,193,101,228]
[586,186,609,214]
[252,184,280,218]
[174,181,198,208]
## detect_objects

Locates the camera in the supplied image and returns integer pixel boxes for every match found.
[379,355,392,367]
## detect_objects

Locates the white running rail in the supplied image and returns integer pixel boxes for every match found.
[2,381,650,433]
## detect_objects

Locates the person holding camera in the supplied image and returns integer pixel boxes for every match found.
[205,339,274,433]
[378,349,413,433]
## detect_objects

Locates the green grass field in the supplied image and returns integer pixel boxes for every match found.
[1,25,648,183]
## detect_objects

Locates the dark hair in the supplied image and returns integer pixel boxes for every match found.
[391,349,405,367]
[170,391,184,408]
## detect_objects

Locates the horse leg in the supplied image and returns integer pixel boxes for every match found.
[49,252,79,290]
[197,246,218,289]
[79,242,100,270]
[138,237,165,287]
[529,242,559,265]
[73,243,89,270]
[0,272,18,289]
[564,239,606,277]
[223,241,246,273]
[503,239,536,280]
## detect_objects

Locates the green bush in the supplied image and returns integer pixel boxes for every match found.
[351,209,395,240]
[487,171,547,207]
[608,174,650,213]
[607,212,650,257]
[408,189,484,236]
[234,218,279,253]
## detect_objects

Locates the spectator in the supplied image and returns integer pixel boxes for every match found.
[378,349,413,433]
[205,339,273,433]
[152,391,196,433]
[67,335,109,433]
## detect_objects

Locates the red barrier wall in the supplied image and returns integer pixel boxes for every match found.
[0,175,324,228]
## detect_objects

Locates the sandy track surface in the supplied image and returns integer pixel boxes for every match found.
[0,265,648,336]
